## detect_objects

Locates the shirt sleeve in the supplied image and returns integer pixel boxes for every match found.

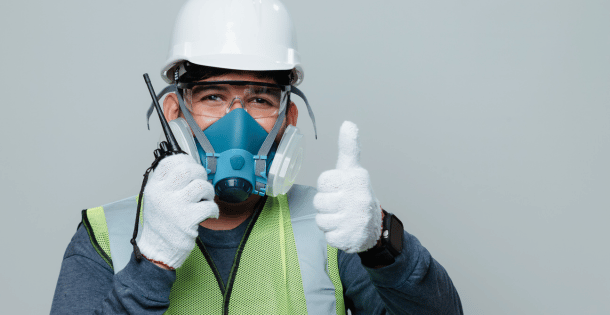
[338,230,463,315]
[51,224,176,315]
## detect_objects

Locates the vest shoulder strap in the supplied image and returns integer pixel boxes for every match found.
[81,206,112,269]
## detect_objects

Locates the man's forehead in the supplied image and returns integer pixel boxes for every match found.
[198,72,277,84]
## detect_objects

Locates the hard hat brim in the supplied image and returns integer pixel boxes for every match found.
[161,55,303,85]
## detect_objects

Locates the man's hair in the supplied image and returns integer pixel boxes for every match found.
[178,62,293,86]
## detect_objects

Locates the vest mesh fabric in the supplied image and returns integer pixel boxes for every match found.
[85,206,112,268]
[227,194,307,314]
[166,195,308,314]
[84,193,344,314]
[166,244,223,313]
[327,245,346,315]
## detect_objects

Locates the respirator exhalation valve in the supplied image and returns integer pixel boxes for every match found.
[215,177,253,203]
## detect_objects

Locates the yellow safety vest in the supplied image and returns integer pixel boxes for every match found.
[82,185,346,315]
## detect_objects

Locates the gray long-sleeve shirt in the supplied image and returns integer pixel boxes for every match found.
[51,215,462,314]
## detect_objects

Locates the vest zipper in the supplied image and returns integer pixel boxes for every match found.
[195,196,268,315]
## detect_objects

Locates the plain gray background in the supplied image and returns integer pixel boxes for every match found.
[1,0,608,313]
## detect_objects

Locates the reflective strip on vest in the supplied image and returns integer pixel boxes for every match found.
[83,184,345,314]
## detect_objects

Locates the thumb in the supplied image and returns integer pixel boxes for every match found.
[336,121,361,169]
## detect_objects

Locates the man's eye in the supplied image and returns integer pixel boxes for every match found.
[253,98,269,104]
[202,95,222,101]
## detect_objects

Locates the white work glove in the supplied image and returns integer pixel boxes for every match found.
[138,154,219,269]
[314,121,382,253]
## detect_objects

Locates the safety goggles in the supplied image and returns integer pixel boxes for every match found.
[177,81,290,119]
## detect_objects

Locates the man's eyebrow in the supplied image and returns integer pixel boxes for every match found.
[192,85,230,93]
[249,86,281,96]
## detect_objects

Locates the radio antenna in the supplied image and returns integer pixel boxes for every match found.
[143,73,181,152]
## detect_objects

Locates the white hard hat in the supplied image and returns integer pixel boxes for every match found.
[161,0,303,85]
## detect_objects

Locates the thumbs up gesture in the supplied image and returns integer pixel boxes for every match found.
[313,121,382,253]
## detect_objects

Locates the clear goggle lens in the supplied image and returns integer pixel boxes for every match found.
[179,81,289,119]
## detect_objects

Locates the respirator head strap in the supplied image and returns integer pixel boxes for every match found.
[290,86,318,139]
[252,102,287,195]
[146,85,176,130]
[175,86,218,176]
[173,66,217,176]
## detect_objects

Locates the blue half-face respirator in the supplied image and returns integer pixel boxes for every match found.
[146,82,317,203]
[195,108,277,203]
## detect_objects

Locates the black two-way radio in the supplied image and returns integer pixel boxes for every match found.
[131,74,187,261]
[143,73,184,159]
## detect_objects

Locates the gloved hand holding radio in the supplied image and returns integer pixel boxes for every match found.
[313,121,383,253]
[137,153,219,269]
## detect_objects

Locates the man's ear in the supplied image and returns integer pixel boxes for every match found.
[286,101,298,126]
[163,93,181,121]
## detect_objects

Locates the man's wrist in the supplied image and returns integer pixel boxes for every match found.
[358,209,404,269]
[358,245,396,269]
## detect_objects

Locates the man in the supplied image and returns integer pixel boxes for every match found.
[51,0,463,314]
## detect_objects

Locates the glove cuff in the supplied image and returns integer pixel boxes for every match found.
[142,254,176,270]
[138,228,197,269]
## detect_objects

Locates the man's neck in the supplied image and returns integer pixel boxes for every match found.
[200,194,263,230]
